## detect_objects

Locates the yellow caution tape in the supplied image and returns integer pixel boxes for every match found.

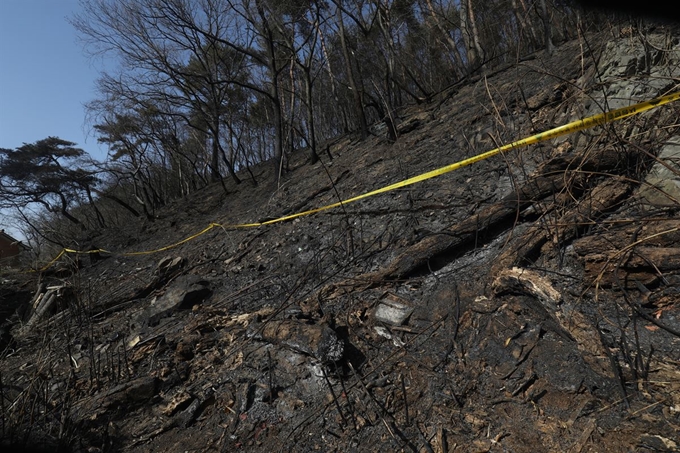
[36,249,67,272]
[37,90,680,269]
[224,90,680,226]
[122,223,223,256]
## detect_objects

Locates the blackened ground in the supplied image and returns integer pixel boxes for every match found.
[2,24,680,453]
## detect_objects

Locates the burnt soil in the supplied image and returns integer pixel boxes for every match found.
[2,27,680,452]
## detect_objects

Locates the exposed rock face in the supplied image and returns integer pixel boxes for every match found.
[640,137,680,205]
[132,275,212,331]
[581,30,680,211]
[585,32,680,113]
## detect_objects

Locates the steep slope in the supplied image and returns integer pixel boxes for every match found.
[2,25,680,452]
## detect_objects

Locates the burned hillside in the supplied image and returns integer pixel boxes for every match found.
[2,24,680,453]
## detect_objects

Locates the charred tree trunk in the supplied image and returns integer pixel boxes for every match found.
[304,67,319,164]
[256,0,286,178]
[460,0,484,71]
[96,191,140,218]
[57,192,85,230]
[337,9,368,140]
[539,0,555,54]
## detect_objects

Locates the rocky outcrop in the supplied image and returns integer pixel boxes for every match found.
[131,275,212,332]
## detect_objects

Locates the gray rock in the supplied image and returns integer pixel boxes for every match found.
[137,276,212,328]
[157,256,185,279]
[152,276,210,322]
[374,299,414,326]
[639,136,680,206]
[87,376,158,411]
[583,34,680,116]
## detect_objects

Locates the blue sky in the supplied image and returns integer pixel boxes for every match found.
[1,0,112,236]
[0,0,108,161]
